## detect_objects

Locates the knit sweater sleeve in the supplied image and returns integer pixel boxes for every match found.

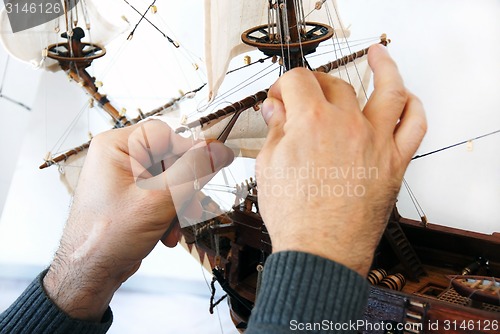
[0,270,112,334]
[246,251,369,333]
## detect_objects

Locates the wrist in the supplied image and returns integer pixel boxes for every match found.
[272,241,374,277]
[269,213,383,277]
[43,249,125,322]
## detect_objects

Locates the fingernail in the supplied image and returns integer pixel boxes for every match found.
[262,98,274,123]
[208,142,235,170]
[371,43,388,54]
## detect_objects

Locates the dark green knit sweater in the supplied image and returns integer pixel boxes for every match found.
[0,252,368,333]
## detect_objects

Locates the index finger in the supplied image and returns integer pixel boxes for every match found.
[363,44,409,133]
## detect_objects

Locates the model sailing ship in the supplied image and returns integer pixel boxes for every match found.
[1,1,499,332]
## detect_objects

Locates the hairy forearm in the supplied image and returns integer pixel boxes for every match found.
[43,222,130,323]
[43,254,120,322]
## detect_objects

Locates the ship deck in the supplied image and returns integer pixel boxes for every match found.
[388,264,500,313]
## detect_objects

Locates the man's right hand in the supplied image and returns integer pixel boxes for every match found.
[256,44,427,276]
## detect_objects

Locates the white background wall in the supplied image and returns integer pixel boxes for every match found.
[348,0,500,234]
[0,0,499,326]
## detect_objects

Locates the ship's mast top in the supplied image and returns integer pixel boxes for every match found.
[241,0,333,70]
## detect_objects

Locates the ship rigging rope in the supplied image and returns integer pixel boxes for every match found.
[42,1,373,169]
[73,0,79,26]
[0,56,31,111]
[318,36,385,47]
[226,56,273,75]
[294,0,307,68]
[276,1,287,70]
[126,0,157,41]
[67,0,207,100]
[309,38,380,59]
[121,0,178,48]
[193,57,273,113]
[402,178,427,223]
[122,0,208,89]
[146,6,206,83]
[49,101,92,156]
[194,232,227,334]
[0,94,32,111]
[411,129,500,160]
[81,0,90,29]
[402,128,500,224]
[325,3,352,87]
[202,175,241,212]
[328,1,368,99]
[192,63,279,117]
[0,56,8,95]
[187,194,234,334]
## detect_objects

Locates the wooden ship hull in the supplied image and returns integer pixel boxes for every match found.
[363,209,500,333]
[181,192,500,333]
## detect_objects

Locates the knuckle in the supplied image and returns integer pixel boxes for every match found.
[334,77,356,92]
[90,130,112,146]
[301,102,328,125]
[90,127,128,152]
[384,86,408,105]
[416,115,428,136]
[338,80,357,100]
[345,114,368,138]
[289,66,311,76]
[409,92,422,104]
[308,100,326,115]
[316,71,352,88]
[408,93,428,134]
[313,71,334,82]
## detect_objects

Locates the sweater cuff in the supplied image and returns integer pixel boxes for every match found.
[247,251,369,333]
[0,270,112,334]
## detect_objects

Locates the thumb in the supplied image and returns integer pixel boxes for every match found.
[138,141,234,225]
[261,97,286,152]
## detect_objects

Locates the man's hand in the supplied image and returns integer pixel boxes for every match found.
[43,120,234,322]
[256,44,426,276]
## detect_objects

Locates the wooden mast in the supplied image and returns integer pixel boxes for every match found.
[40,26,135,169]
[39,96,185,169]
[281,0,302,69]
[175,37,389,134]
[46,27,132,128]
[241,0,333,71]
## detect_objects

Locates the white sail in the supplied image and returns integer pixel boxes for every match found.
[332,55,371,108]
[194,56,372,158]
[191,106,269,159]
[205,0,351,100]
[40,0,373,195]
[59,149,86,194]
[0,0,127,70]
